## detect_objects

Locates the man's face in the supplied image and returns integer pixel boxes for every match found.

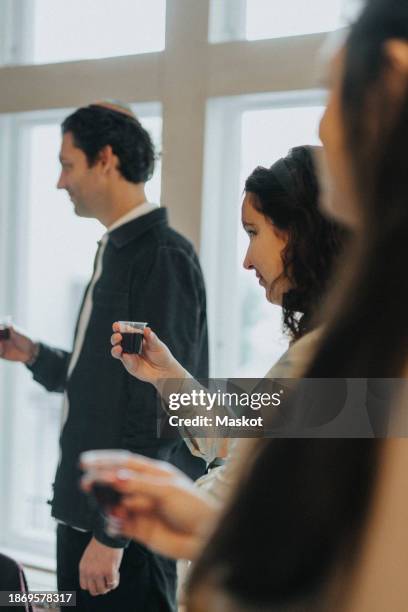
[57,132,102,218]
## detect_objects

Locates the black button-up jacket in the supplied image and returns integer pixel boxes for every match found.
[28,208,208,545]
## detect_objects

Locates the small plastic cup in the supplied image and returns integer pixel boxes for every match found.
[80,449,132,514]
[117,321,147,354]
[0,315,12,341]
[80,449,132,470]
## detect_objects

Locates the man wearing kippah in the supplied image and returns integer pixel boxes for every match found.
[0,102,208,611]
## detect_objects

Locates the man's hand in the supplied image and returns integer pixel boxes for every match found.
[79,537,124,596]
[0,327,37,363]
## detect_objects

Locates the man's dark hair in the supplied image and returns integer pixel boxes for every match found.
[62,104,155,183]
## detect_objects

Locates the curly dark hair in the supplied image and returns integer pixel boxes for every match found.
[62,104,155,184]
[245,145,346,340]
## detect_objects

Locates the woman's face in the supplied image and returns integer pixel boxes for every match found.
[242,193,290,305]
[318,49,361,228]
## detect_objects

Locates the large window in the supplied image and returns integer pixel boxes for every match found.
[209,0,362,43]
[202,92,325,377]
[0,106,161,560]
[245,0,343,40]
[0,0,353,578]
[3,0,166,65]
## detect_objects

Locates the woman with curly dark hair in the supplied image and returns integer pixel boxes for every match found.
[243,145,343,341]
[106,144,346,473]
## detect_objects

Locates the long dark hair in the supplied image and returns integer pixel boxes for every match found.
[308,0,408,378]
[245,146,346,340]
[188,439,379,611]
[187,1,407,609]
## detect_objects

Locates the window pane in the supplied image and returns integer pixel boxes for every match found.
[10,123,102,544]
[30,0,166,64]
[246,0,344,40]
[137,115,162,205]
[236,104,324,376]
[7,110,161,551]
[210,0,362,43]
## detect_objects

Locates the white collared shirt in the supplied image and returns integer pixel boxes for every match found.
[108,201,159,233]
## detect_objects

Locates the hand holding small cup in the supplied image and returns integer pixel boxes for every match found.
[81,452,218,561]
[0,317,38,363]
[110,323,187,387]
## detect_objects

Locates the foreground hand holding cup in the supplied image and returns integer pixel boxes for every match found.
[80,452,219,561]
[80,449,133,515]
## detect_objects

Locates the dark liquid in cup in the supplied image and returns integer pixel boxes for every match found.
[121,332,143,354]
[90,483,123,512]
[0,327,10,341]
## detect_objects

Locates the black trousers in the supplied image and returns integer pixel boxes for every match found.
[56,524,176,612]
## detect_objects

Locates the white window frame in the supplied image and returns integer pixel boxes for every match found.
[0,0,335,567]
[0,0,33,65]
[201,89,326,376]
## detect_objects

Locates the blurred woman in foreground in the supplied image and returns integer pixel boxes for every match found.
[86,0,408,608]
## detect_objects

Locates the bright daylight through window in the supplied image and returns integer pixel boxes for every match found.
[29,0,166,64]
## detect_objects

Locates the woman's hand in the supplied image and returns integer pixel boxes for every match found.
[110,324,187,388]
[81,454,219,561]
